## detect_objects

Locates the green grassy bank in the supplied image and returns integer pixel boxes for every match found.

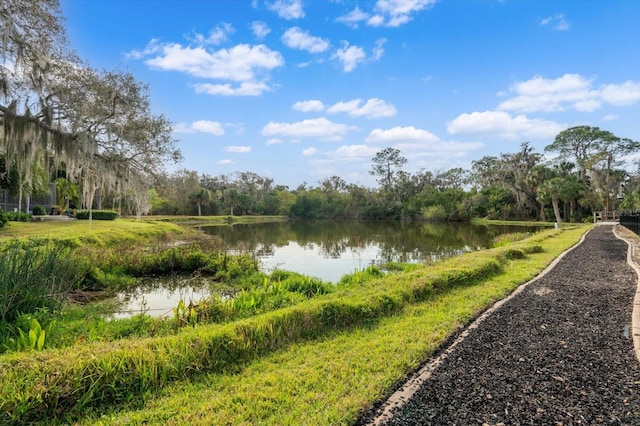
[0,223,590,424]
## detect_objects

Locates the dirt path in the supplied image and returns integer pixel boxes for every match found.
[360,225,640,425]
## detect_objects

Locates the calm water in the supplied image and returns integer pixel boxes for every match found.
[198,220,538,282]
[114,220,541,317]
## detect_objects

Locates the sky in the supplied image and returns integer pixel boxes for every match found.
[60,0,640,188]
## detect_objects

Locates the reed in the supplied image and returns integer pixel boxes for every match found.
[0,240,87,330]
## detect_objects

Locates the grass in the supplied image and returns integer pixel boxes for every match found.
[0,225,591,424]
[0,218,190,247]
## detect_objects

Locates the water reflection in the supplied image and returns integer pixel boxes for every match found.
[112,276,233,319]
[197,220,539,283]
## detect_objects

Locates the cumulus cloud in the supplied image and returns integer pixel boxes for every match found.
[267,0,304,19]
[132,40,284,96]
[266,138,283,145]
[327,98,396,119]
[447,110,567,140]
[173,120,225,135]
[337,0,437,28]
[540,13,571,31]
[335,6,369,28]
[251,21,271,39]
[497,74,640,113]
[282,27,330,53]
[261,117,358,141]
[190,23,235,45]
[600,81,640,105]
[145,43,283,81]
[218,159,234,165]
[366,126,439,143]
[226,146,252,153]
[302,147,318,156]
[293,100,325,112]
[332,42,366,72]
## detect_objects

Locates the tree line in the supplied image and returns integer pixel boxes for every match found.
[134,125,640,222]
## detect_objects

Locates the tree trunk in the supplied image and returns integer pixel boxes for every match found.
[551,197,562,223]
[539,202,546,221]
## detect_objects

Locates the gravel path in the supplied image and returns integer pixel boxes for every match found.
[360,225,640,425]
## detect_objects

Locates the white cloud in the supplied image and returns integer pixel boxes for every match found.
[329,145,379,159]
[498,74,596,113]
[137,41,283,96]
[366,126,439,143]
[194,80,272,96]
[173,120,225,135]
[282,27,330,53]
[226,146,252,153]
[218,159,234,165]
[302,147,318,156]
[447,110,567,140]
[336,6,369,28]
[497,74,640,113]
[191,120,225,135]
[145,43,283,81]
[261,117,358,141]
[251,21,271,39]
[540,13,571,31]
[372,38,386,60]
[293,100,325,112]
[267,0,305,19]
[190,23,235,45]
[337,0,437,28]
[328,98,396,119]
[603,113,618,121]
[600,81,640,105]
[266,138,283,145]
[332,42,366,72]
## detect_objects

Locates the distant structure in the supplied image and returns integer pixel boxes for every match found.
[0,183,56,214]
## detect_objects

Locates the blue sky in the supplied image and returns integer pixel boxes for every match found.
[60,0,640,188]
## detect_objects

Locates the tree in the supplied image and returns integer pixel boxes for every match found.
[0,0,180,212]
[546,126,639,212]
[537,177,565,223]
[190,187,212,216]
[370,147,407,192]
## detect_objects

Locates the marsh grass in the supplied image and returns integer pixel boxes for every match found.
[0,240,87,331]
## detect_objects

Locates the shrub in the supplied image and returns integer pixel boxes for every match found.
[0,210,7,228]
[5,211,31,222]
[75,210,118,220]
[31,206,46,216]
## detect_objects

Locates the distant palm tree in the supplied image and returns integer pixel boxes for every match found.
[190,187,211,216]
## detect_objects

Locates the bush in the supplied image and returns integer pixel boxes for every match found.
[0,210,7,228]
[32,206,46,216]
[5,211,31,222]
[75,210,118,220]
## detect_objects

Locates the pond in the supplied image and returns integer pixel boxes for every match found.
[114,220,543,318]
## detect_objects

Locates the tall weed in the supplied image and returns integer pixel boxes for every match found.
[0,240,88,330]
